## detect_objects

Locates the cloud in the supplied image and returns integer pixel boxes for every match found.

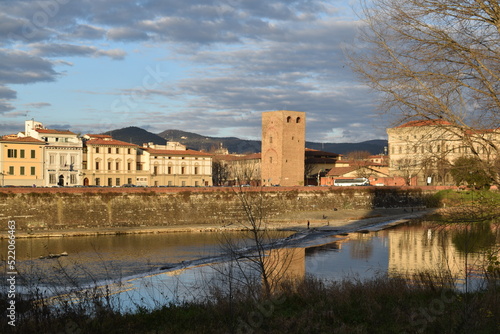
[0,49,58,84]
[30,43,126,59]
[25,102,51,108]
[106,27,149,42]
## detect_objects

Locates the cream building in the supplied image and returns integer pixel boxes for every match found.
[387,119,500,186]
[141,142,212,187]
[82,134,148,186]
[20,120,83,186]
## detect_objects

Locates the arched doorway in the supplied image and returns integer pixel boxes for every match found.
[58,175,64,186]
[83,177,89,186]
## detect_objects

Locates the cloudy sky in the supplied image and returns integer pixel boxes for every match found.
[0,0,388,143]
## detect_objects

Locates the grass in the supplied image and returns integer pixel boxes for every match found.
[2,274,499,334]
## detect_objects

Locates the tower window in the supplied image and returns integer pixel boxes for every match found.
[296,117,301,123]
[286,116,291,123]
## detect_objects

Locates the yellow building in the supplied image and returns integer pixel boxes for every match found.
[0,135,45,186]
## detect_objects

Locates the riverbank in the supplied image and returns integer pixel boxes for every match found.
[7,207,432,239]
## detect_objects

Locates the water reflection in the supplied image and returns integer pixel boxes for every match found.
[2,221,499,310]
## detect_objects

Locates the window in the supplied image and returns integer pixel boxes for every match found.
[116,178,120,186]
[70,174,77,184]
[270,136,273,143]
[182,181,186,186]
[20,167,25,175]
[95,178,100,186]
[127,148,131,154]
[96,147,100,153]
[108,148,112,154]
[154,166,158,175]
[287,116,291,123]
[127,162,131,170]
[30,167,35,175]
[108,178,112,186]
[116,148,119,154]
[168,166,172,174]
[31,150,35,158]
[108,162,112,170]
[168,181,172,186]
[7,149,17,158]
[181,167,185,174]
[20,150,25,158]
[127,178,132,184]
[49,174,56,184]
[71,155,76,165]
[296,117,301,123]
[195,181,199,187]
[50,155,55,164]
[8,166,14,175]
[194,167,198,175]
[136,163,142,171]
[60,156,66,166]
[95,161,100,170]
[116,162,120,170]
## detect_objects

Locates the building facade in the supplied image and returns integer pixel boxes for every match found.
[82,134,147,186]
[261,110,306,186]
[141,142,212,187]
[387,119,500,185]
[0,135,45,186]
[21,120,83,186]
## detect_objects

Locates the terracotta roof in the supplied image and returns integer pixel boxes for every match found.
[86,138,138,147]
[396,119,452,128]
[35,129,75,135]
[305,148,340,157]
[215,153,261,161]
[143,148,212,156]
[85,134,112,139]
[326,167,358,177]
[1,136,45,143]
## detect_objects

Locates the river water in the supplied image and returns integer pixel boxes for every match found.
[1,220,498,311]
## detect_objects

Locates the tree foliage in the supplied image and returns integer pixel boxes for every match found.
[349,0,500,185]
[450,156,491,188]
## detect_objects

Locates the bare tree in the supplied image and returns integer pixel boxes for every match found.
[348,0,500,186]
[212,160,230,186]
[345,151,371,161]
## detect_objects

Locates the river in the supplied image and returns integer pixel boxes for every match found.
[1,219,498,311]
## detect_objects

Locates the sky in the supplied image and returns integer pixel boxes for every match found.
[0,0,389,143]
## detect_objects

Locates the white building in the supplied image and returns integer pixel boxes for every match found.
[21,120,83,186]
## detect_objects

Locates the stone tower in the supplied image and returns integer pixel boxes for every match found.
[261,110,306,186]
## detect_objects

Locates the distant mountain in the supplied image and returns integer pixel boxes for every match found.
[104,127,387,155]
[158,129,261,153]
[103,127,166,146]
[305,140,388,155]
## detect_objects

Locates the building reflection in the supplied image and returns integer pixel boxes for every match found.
[387,222,499,282]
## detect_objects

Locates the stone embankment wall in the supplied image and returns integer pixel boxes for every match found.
[0,186,442,232]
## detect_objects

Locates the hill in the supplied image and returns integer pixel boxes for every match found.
[103,127,166,145]
[104,127,387,155]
